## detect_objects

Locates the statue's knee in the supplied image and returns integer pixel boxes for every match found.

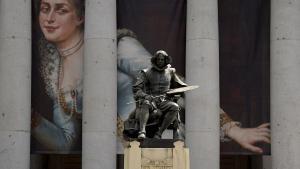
[165,103,178,119]
[169,102,180,112]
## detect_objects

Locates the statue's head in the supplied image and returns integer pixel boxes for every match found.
[151,50,172,69]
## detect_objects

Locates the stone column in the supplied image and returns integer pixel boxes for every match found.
[82,0,117,169]
[271,0,300,168]
[185,0,220,169]
[0,1,31,169]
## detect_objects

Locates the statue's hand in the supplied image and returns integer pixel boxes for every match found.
[227,123,270,154]
[144,95,153,101]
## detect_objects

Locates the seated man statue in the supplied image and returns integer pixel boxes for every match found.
[129,50,187,139]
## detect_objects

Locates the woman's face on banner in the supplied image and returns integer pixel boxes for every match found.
[39,0,83,43]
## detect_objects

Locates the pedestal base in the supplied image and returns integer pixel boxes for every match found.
[124,140,190,169]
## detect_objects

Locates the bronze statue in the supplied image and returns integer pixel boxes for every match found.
[124,50,188,139]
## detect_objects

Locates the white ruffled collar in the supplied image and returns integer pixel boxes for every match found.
[39,38,82,99]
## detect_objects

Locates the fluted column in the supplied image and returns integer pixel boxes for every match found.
[82,0,117,169]
[271,0,300,168]
[0,0,31,169]
[185,0,220,169]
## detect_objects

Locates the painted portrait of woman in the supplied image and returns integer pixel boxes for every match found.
[31,0,84,153]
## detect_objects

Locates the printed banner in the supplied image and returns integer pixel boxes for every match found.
[30,0,270,155]
[31,0,84,153]
[219,0,270,154]
[116,0,187,153]
[116,0,270,155]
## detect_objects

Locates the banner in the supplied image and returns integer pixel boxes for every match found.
[30,0,270,155]
[31,0,84,154]
[117,0,270,155]
[219,0,270,154]
[116,0,187,153]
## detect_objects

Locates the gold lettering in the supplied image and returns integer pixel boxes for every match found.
[142,166,173,169]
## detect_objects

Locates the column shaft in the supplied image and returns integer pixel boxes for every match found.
[271,0,300,168]
[0,0,31,169]
[82,0,117,169]
[185,0,220,169]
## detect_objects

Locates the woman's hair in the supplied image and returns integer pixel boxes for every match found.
[71,0,85,30]
[71,0,85,19]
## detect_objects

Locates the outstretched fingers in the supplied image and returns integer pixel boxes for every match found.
[254,135,271,144]
[243,143,263,154]
[257,123,270,129]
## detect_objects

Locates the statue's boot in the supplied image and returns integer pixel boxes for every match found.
[137,104,150,139]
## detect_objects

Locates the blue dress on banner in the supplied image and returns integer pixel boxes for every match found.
[32,38,82,152]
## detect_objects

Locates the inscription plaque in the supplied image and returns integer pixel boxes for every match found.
[124,141,189,169]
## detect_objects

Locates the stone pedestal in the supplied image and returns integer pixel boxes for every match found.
[124,141,189,169]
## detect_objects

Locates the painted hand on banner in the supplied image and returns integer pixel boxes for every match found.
[227,123,271,154]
